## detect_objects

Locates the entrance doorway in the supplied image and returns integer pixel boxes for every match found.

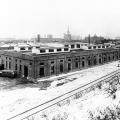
[94,59,97,65]
[60,64,63,73]
[82,61,85,67]
[99,59,102,64]
[24,65,28,77]
[88,60,91,66]
[68,63,71,71]
[40,67,44,77]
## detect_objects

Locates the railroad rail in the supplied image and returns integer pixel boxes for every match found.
[7,69,120,120]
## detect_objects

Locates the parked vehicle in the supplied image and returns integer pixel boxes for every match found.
[0,70,17,78]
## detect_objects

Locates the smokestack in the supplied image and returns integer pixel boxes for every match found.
[88,34,91,44]
[37,34,40,42]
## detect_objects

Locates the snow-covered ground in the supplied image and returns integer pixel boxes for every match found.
[40,86,120,120]
[0,61,120,120]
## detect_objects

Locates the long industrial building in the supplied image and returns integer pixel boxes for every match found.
[0,42,119,81]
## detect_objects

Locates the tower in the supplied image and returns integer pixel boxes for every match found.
[88,34,91,44]
[37,34,40,42]
[64,26,72,41]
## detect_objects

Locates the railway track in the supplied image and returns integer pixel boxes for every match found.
[7,69,120,120]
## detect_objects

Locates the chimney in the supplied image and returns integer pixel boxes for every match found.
[37,34,40,42]
[88,34,91,44]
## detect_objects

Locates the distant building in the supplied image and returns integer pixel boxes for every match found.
[47,34,53,38]
[36,34,41,42]
[71,35,82,40]
[64,27,72,41]
[85,34,105,44]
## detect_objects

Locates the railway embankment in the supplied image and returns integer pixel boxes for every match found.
[6,61,120,120]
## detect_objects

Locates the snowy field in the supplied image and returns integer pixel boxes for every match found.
[0,61,120,120]
[39,84,120,120]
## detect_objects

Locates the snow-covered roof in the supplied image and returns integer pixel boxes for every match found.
[44,43,64,48]
[0,44,11,47]
[15,43,31,47]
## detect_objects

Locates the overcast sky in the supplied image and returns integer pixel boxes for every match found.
[0,0,120,38]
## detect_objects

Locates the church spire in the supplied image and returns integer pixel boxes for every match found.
[67,26,70,34]
[64,26,72,41]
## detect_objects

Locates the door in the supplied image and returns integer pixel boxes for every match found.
[40,67,44,77]
[60,64,63,73]
[68,63,71,71]
[82,61,85,67]
[24,65,28,77]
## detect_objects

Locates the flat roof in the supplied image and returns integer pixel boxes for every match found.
[0,47,118,60]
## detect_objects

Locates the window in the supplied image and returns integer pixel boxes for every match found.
[39,67,44,77]
[93,46,96,49]
[15,64,17,70]
[20,47,25,50]
[28,47,32,50]
[20,65,22,72]
[60,64,63,73]
[75,57,79,61]
[77,44,80,48]
[51,61,54,64]
[71,44,75,48]
[49,49,54,52]
[64,48,68,51]
[68,63,71,71]
[88,56,90,59]
[82,57,85,60]
[75,62,79,68]
[65,45,69,47]
[57,48,61,52]
[98,46,101,48]
[113,55,114,60]
[6,61,8,68]
[99,55,102,57]
[88,60,91,66]
[99,59,102,64]
[88,46,91,49]
[94,59,97,65]
[68,58,71,61]
[60,60,63,62]
[40,49,45,53]
[29,62,32,65]
[82,61,85,67]
[40,62,44,66]
[9,62,11,69]
[102,46,105,48]
[51,66,55,74]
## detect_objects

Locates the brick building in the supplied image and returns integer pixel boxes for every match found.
[0,43,119,82]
